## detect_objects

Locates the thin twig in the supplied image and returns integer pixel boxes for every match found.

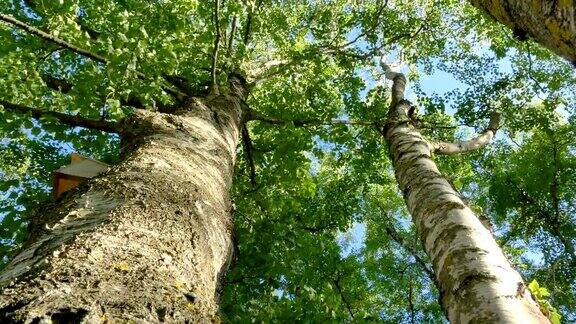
[247,110,375,127]
[323,3,386,53]
[525,42,547,96]
[0,13,187,100]
[0,100,120,133]
[383,223,436,284]
[0,13,106,63]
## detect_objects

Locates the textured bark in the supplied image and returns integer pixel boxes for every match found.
[382,75,549,323]
[469,0,576,64]
[433,112,500,155]
[0,93,243,322]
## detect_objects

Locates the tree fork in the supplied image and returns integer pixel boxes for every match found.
[380,71,550,323]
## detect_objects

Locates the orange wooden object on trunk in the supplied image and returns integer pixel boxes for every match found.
[53,153,109,198]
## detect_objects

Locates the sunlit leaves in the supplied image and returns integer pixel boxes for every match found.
[1,0,575,321]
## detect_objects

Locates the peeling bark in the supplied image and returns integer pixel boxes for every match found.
[469,0,576,64]
[381,74,549,323]
[0,92,243,322]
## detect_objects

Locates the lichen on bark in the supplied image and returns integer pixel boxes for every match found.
[469,0,576,64]
[380,72,550,323]
[0,93,244,322]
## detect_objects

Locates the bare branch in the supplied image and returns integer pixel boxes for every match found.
[0,100,120,133]
[432,111,501,155]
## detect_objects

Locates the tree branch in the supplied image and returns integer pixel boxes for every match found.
[432,111,500,155]
[381,60,407,108]
[247,58,296,86]
[247,109,374,127]
[76,18,101,40]
[41,74,73,93]
[298,226,329,234]
[0,100,120,133]
[248,18,425,86]
[408,275,416,324]
[322,12,426,62]
[0,13,106,63]
[0,13,187,101]
[228,15,237,55]
[383,223,436,284]
[38,73,147,109]
[333,276,355,321]
[505,174,576,261]
[243,0,263,45]
[210,0,222,94]
[241,125,257,187]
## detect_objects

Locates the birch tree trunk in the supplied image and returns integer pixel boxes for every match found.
[469,0,576,64]
[381,74,549,323]
[0,91,243,322]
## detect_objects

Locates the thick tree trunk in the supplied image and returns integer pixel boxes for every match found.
[382,75,549,323]
[0,94,242,322]
[469,0,576,64]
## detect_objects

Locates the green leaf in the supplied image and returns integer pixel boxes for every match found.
[528,280,540,294]
[539,287,550,298]
[550,311,561,324]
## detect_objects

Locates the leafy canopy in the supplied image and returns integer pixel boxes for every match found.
[1,0,575,321]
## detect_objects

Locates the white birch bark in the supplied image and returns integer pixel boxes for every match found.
[382,73,549,323]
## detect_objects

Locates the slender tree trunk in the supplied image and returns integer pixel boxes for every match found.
[0,93,243,322]
[381,74,549,323]
[469,0,576,64]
